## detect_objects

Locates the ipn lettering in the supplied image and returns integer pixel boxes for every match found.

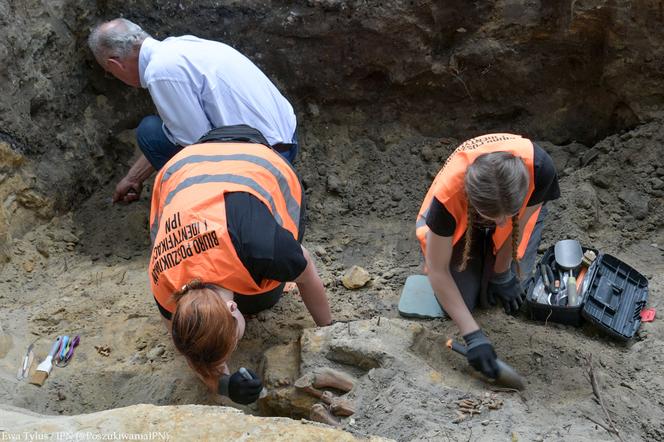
[164,212,182,234]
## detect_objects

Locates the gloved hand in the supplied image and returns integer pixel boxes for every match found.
[488,270,525,315]
[463,329,499,379]
[218,369,263,404]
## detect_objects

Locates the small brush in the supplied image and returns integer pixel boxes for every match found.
[29,336,62,387]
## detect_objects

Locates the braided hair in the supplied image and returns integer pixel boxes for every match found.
[458,152,528,274]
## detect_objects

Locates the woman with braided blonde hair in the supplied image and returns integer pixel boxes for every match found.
[416,134,560,380]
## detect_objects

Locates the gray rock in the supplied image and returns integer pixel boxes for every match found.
[618,189,650,220]
[327,174,344,194]
[147,345,166,361]
[650,177,664,190]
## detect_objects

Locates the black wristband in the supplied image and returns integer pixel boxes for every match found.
[218,374,231,397]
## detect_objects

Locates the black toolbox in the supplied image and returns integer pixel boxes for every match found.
[525,244,649,340]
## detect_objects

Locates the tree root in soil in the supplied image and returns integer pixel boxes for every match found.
[585,354,625,442]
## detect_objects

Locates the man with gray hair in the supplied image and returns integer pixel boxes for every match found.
[88,18,298,203]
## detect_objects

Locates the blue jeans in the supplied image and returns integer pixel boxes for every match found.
[137,115,299,169]
[136,116,183,170]
[276,130,299,164]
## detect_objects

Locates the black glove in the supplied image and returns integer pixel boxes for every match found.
[218,369,263,404]
[463,329,499,380]
[488,270,525,315]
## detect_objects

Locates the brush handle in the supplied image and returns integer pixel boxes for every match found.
[59,335,70,360]
[239,367,268,399]
[48,336,62,358]
[447,339,468,356]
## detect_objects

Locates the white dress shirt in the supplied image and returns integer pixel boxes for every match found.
[138,36,296,147]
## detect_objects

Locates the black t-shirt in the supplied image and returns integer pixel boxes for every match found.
[426,143,560,237]
[155,191,306,320]
[225,192,306,285]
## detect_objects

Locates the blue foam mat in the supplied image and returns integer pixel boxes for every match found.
[398,275,446,319]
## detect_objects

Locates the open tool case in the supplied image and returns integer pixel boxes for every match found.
[526,244,649,340]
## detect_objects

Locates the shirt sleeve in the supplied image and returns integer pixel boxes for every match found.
[425,196,457,237]
[147,79,213,146]
[225,192,307,285]
[528,143,561,206]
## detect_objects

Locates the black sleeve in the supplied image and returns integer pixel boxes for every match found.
[528,143,561,206]
[225,192,307,285]
[425,196,456,237]
[154,296,172,320]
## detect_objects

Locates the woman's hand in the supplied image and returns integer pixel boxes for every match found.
[218,368,264,404]
[487,270,525,315]
[463,329,499,379]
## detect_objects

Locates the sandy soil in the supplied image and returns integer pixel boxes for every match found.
[0,111,662,441]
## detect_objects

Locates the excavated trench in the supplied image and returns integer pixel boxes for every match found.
[1,1,664,441]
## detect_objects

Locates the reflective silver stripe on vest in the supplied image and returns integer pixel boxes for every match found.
[416,207,430,229]
[151,173,299,244]
[161,153,300,226]
[151,153,301,244]
[150,216,158,244]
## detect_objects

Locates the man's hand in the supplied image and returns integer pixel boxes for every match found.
[487,270,525,315]
[463,329,499,379]
[218,369,263,404]
[112,177,142,204]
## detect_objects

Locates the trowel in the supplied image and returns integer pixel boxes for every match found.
[554,240,583,278]
[554,239,584,305]
[446,339,526,390]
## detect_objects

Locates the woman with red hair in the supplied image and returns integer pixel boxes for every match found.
[149,126,332,404]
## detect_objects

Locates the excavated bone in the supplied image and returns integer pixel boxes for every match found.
[294,373,315,389]
[318,391,356,416]
[311,367,356,392]
[309,403,340,427]
[294,374,324,399]
[329,397,356,416]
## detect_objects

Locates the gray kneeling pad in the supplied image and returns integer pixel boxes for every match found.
[398,275,446,319]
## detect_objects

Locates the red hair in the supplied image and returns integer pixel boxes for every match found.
[170,280,237,379]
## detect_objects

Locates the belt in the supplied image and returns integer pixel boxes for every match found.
[272,143,296,153]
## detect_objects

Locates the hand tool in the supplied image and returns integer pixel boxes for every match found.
[581,250,597,267]
[576,266,588,293]
[567,276,578,306]
[239,367,268,399]
[446,339,525,390]
[17,339,38,381]
[29,336,62,386]
[554,239,583,284]
[58,335,70,360]
[55,335,80,367]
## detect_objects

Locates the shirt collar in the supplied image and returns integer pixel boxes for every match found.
[138,37,158,88]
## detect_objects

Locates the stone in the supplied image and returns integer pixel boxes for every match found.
[650,177,664,190]
[0,404,387,441]
[327,174,344,194]
[590,170,612,189]
[22,260,34,273]
[34,239,50,257]
[147,345,165,361]
[0,141,24,168]
[618,189,650,220]
[341,266,371,289]
[259,342,318,418]
[307,103,320,117]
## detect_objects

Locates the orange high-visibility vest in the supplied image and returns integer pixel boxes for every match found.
[416,133,541,260]
[148,142,302,314]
